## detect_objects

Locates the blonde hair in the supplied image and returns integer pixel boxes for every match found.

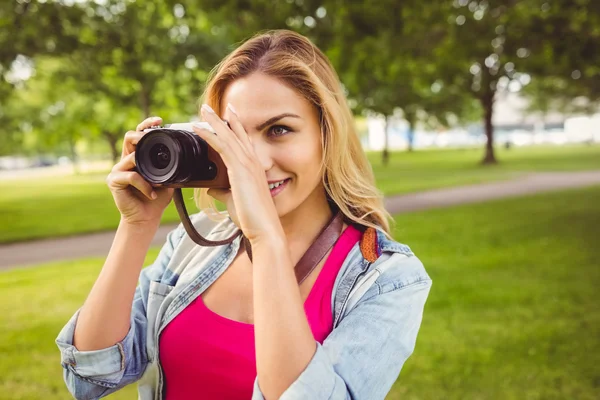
[195,30,393,236]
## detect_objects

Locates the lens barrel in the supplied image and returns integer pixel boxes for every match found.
[136,128,217,185]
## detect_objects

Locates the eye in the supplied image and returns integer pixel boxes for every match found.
[268,125,291,137]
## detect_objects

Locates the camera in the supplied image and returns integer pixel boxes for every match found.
[135,122,229,188]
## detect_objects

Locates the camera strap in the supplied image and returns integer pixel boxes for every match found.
[174,188,345,285]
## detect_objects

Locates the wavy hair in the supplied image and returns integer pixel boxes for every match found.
[195,29,392,236]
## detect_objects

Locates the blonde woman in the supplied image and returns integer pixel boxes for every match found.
[56,30,432,399]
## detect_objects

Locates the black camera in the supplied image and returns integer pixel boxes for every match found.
[135,122,229,188]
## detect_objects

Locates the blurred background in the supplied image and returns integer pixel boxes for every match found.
[1,0,599,399]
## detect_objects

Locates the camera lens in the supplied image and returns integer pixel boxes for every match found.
[135,127,219,185]
[150,144,171,169]
[136,132,180,183]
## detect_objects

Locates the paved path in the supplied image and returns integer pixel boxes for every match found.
[2,170,599,271]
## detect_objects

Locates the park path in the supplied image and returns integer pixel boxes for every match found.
[1,170,599,271]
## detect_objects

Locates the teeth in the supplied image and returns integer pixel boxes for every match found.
[269,179,287,190]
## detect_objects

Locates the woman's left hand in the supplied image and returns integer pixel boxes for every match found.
[192,103,283,244]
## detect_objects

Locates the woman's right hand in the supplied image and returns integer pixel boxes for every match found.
[106,116,174,226]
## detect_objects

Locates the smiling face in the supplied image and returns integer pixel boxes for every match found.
[220,72,328,219]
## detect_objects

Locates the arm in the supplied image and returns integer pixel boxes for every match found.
[252,254,432,400]
[252,236,319,400]
[55,223,184,399]
[74,219,158,351]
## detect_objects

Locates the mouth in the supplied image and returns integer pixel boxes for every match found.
[268,178,291,197]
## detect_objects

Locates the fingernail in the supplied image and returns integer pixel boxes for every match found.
[201,104,215,114]
[227,103,237,115]
[151,192,157,199]
[152,116,161,121]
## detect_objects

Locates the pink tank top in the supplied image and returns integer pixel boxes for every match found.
[159,225,362,399]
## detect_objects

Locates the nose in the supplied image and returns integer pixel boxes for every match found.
[251,137,274,171]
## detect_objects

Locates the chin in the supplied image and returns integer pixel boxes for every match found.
[274,196,299,219]
[273,175,326,217]
[274,189,309,219]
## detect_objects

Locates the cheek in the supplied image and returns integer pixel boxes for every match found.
[276,136,322,180]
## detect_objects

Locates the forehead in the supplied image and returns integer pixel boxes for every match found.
[221,73,315,122]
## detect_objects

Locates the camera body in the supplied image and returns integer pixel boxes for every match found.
[135,122,229,189]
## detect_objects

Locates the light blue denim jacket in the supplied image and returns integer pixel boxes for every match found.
[56,212,432,399]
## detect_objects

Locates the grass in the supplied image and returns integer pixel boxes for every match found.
[368,144,600,194]
[0,174,199,244]
[0,144,599,244]
[388,185,600,399]
[0,251,159,399]
[1,185,599,399]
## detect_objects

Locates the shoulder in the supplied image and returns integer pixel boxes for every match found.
[171,211,238,249]
[187,211,235,237]
[374,252,431,295]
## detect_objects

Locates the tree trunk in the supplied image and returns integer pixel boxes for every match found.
[382,115,390,166]
[406,114,416,152]
[102,131,120,163]
[68,136,80,175]
[480,93,497,164]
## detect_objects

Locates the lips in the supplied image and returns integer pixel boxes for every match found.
[269,178,291,197]
[268,178,289,190]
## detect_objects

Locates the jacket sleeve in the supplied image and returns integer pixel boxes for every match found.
[252,255,432,400]
[55,224,185,399]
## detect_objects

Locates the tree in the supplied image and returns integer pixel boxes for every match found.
[521,0,600,118]
[17,0,233,161]
[0,1,86,155]
[325,1,479,161]
[436,0,600,164]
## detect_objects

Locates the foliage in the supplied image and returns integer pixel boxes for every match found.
[0,0,597,165]
[522,0,600,115]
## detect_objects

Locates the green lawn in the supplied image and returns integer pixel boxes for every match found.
[0,173,199,244]
[389,186,600,400]
[0,144,599,244]
[368,144,600,194]
[1,185,599,399]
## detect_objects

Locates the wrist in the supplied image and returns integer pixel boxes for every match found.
[249,229,287,249]
[119,217,161,235]
[111,219,159,256]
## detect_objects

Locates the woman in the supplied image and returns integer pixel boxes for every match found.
[56,30,431,399]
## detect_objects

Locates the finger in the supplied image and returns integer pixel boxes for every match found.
[200,104,246,156]
[207,187,231,204]
[122,131,143,158]
[192,125,225,154]
[120,117,162,158]
[136,116,162,132]
[113,152,137,172]
[192,124,245,170]
[107,171,157,200]
[224,103,253,155]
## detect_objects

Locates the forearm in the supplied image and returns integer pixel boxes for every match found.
[73,218,158,351]
[252,235,317,400]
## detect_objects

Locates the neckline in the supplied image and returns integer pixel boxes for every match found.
[198,225,361,328]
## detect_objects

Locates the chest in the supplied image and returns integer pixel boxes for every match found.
[200,245,329,324]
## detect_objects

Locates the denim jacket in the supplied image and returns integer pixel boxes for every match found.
[56,212,432,399]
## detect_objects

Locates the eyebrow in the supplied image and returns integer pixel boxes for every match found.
[255,113,301,131]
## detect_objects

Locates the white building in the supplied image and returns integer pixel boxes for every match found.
[366,91,600,151]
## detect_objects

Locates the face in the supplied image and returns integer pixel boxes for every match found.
[221,72,327,219]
